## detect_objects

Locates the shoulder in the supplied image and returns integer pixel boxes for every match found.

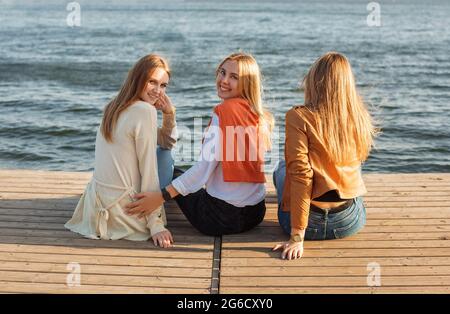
[286,105,306,122]
[123,101,157,122]
[215,97,249,113]
[127,101,157,115]
[286,105,314,130]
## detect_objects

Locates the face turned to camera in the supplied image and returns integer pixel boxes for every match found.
[216,60,240,100]
[140,67,169,105]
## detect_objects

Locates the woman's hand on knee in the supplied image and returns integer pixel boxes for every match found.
[152,230,174,248]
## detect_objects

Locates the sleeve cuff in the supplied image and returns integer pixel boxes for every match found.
[171,177,189,196]
[147,207,168,237]
[162,112,176,129]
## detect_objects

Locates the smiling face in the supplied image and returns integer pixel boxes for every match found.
[216,60,241,100]
[140,67,169,105]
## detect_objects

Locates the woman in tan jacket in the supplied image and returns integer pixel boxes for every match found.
[273,52,378,260]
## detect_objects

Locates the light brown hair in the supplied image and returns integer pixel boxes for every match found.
[101,54,170,142]
[302,52,378,164]
[216,52,274,149]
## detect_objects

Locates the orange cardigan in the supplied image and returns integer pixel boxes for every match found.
[281,106,367,230]
[213,98,266,183]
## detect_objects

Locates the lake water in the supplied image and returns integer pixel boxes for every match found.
[1,0,449,173]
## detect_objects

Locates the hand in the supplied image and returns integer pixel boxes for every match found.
[154,93,175,114]
[272,240,304,260]
[125,192,164,219]
[152,230,174,248]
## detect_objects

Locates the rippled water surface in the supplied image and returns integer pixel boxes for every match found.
[1,0,449,172]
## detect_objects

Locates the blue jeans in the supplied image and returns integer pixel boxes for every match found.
[157,146,174,189]
[272,160,366,240]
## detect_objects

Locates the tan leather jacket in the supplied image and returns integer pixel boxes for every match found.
[281,106,367,230]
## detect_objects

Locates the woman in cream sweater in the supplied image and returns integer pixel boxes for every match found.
[65,54,177,248]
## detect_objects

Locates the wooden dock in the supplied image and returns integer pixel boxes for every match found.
[0,170,449,293]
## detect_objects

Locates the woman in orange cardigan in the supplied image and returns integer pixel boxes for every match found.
[125,52,274,239]
[273,52,378,260]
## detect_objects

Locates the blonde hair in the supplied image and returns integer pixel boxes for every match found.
[101,54,170,142]
[302,52,378,164]
[216,52,274,148]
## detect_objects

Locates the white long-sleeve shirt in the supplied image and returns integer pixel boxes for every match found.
[172,113,266,207]
[65,101,177,240]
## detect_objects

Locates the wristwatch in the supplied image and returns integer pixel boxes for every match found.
[161,187,172,202]
[290,234,304,243]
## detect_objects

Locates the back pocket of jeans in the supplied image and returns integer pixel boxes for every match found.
[333,214,360,239]
[305,227,318,240]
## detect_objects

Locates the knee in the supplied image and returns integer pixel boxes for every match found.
[273,160,286,187]
[157,146,174,165]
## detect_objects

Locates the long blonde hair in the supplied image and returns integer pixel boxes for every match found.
[101,54,170,142]
[216,52,274,148]
[302,52,377,164]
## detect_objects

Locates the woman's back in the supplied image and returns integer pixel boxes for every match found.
[285,105,367,200]
[94,101,158,193]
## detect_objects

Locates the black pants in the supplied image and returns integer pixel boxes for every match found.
[174,188,266,236]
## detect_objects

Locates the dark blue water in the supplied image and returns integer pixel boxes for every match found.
[1,0,449,173]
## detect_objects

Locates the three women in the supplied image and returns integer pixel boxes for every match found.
[66,51,377,260]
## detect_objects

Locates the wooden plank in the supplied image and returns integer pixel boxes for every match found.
[0,221,204,235]
[220,265,450,277]
[0,233,212,247]
[242,231,450,241]
[221,256,450,267]
[0,252,212,268]
[1,170,449,294]
[220,286,450,294]
[0,281,209,294]
[0,170,217,294]
[0,243,211,258]
[0,261,210,278]
[259,215,450,226]
[0,243,212,260]
[0,170,91,179]
[220,276,450,287]
[0,270,210,288]
[221,247,450,259]
[223,225,450,238]
[221,240,450,250]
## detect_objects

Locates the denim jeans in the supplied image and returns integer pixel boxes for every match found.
[157,146,174,189]
[272,160,366,240]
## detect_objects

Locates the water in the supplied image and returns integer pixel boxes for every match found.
[1,0,449,173]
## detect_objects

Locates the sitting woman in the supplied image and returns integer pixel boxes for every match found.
[65,54,177,248]
[273,52,378,260]
[125,52,274,237]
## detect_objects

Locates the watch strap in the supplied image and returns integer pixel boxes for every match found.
[161,187,172,202]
